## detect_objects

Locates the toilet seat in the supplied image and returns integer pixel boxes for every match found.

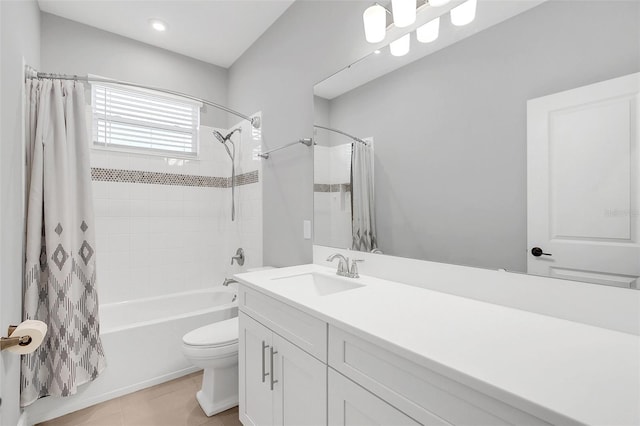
[183,317,238,348]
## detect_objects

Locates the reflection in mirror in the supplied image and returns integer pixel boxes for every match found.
[313,0,640,289]
[313,125,378,252]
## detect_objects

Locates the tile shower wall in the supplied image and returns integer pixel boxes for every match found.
[91,121,263,304]
[314,144,351,248]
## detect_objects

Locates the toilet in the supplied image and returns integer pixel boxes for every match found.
[182,317,239,416]
[183,268,273,416]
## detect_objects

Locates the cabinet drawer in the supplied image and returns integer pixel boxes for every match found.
[239,285,327,362]
[328,368,430,426]
[329,326,550,426]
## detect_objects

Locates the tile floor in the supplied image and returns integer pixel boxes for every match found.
[37,371,242,426]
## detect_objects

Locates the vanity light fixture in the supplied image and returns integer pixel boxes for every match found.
[390,33,410,56]
[364,0,479,55]
[149,19,167,32]
[391,0,417,28]
[416,17,440,43]
[363,4,388,43]
[450,0,477,26]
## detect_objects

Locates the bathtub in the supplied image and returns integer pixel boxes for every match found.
[25,288,237,425]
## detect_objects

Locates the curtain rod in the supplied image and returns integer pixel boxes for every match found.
[24,65,260,129]
[258,138,314,159]
[313,125,368,145]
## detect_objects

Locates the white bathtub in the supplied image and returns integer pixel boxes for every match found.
[25,288,237,425]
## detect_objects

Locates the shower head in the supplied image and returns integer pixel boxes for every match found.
[212,130,226,144]
[212,128,241,144]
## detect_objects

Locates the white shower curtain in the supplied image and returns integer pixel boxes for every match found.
[351,141,377,252]
[22,79,106,406]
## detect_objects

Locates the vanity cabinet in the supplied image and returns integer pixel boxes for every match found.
[328,369,423,426]
[238,280,553,426]
[239,312,273,426]
[238,311,327,426]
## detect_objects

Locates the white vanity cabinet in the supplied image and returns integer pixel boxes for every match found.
[328,369,423,426]
[238,285,551,426]
[327,326,553,426]
[239,312,274,426]
[238,288,327,426]
[236,265,639,426]
[236,271,588,426]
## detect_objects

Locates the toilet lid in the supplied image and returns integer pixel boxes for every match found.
[182,317,238,347]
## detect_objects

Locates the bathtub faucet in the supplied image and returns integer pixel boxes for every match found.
[223,278,238,286]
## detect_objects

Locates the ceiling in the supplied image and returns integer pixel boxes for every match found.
[37,0,296,68]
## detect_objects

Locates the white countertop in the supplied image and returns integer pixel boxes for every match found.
[235,264,640,426]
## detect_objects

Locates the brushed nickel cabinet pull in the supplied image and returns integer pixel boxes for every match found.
[262,340,269,383]
[270,347,278,391]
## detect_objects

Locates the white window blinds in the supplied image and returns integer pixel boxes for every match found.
[92,83,200,156]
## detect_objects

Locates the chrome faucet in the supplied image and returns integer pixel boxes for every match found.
[223,278,238,286]
[326,254,364,278]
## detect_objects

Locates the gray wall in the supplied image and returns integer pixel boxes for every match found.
[326,0,639,271]
[228,0,374,267]
[40,13,229,128]
[0,1,40,423]
[313,96,331,147]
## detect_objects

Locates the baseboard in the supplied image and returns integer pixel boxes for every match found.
[26,366,201,425]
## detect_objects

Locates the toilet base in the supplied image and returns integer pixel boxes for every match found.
[196,363,239,417]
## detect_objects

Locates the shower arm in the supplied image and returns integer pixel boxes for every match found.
[25,66,260,129]
[258,138,314,159]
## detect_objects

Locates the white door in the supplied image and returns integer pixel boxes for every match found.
[239,312,273,426]
[527,73,640,288]
[327,369,421,426]
[272,334,326,426]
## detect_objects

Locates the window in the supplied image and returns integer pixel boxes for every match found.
[92,83,200,156]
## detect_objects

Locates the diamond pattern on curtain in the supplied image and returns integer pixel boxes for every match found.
[351,141,378,252]
[22,79,106,407]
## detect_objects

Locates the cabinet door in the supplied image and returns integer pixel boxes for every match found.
[328,369,424,426]
[239,312,274,426]
[272,334,327,426]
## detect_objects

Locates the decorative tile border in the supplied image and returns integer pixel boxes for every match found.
[91,167,259,188]
[314,183,351,193]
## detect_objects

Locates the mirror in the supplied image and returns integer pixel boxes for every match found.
[313,0,640,289]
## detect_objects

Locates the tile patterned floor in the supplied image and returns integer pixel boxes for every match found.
[37,372,242,426]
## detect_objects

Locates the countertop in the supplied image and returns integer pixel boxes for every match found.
[235,264,640,426]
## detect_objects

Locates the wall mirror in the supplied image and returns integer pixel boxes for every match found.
[313,0,640,289]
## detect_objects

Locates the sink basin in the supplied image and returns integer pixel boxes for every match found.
[270,272,365,297]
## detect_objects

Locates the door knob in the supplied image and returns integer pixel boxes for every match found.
[531,247,552,257]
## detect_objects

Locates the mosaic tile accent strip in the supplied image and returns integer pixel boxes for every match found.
[314,183,351,193]
[91,168,259,188]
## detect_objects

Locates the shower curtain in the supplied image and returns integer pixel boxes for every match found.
[22,79,106,406]
[351,141,378,252]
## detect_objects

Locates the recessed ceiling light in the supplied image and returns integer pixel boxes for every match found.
[374,49,381,55]
[149,19,167,32]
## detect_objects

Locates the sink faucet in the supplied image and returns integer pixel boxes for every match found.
[223,278,238,286]
[326,254,364,278]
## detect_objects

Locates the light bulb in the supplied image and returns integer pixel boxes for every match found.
[416,17,440,43]
[450,0,477,26]
[390,33,410,56]
[363,4,387,43]
[428,0,450,6]
[391,0,416,28]
[149,19,167,32]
